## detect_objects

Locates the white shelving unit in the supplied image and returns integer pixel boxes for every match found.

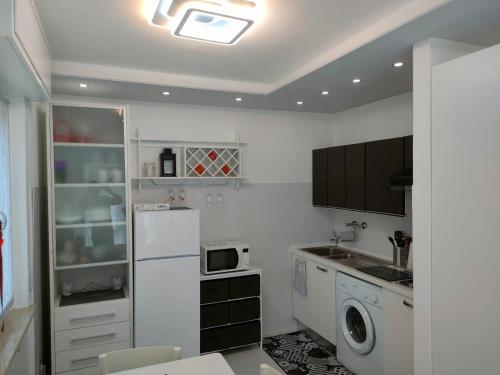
[54,142,125,148]
[55,183,125,188]
[55,221,127,229]
[47,103,133,375]
[130,130,246,190]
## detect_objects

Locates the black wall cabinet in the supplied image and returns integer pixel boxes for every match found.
[312,148,329,206]
[365,138,405,215]
[313,136,411,216]
[327,146,346,208]
[345,143,366,211]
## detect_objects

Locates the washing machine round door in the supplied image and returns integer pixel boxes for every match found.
[340,299,375,355]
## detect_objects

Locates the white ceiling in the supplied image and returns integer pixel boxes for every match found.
[35,0,411,83]
[39,0,500,113]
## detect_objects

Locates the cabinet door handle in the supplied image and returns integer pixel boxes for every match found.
[403,300,413,309]
[70,355,98,365]
[70,312,116,322]
[70,332,116,343]
[316,266,328,273]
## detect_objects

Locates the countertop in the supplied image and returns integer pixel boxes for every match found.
[290,242,413,299]
[200,266,262,281]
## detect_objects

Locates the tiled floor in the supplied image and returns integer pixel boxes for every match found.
[223,345,285,375]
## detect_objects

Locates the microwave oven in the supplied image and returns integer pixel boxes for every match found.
[201,241,250,275]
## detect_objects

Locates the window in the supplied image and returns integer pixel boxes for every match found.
[0,99,12,313]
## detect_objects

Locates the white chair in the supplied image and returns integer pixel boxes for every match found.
[260,364,281,375]
[99,346,182,374]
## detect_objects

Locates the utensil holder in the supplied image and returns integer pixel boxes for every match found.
[399,246,410,268]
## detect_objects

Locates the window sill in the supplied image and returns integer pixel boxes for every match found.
[0,305,36,374]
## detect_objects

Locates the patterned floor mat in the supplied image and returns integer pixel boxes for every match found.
[263,331,354,375]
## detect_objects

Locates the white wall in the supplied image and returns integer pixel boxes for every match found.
[328,93,413,261]
[128,102,334,183]
[127,102,335,336]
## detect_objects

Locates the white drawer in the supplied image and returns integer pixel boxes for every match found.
[55,299,130,331]
[56,341,130,373]
[57,366,99,375]
[55,321,131,352]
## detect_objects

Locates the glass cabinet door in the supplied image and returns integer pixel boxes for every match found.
[51,105,128,268]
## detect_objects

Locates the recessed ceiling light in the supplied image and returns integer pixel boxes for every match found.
[79,83,88,88]
[321,90,329,96]
[162,91,170,96]
[235,97,243,102]
[150,0,263,45]
[393,61,405,68]
[352,78,361,84]
[297,101,304,106]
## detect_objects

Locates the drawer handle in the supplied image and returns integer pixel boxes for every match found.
[316,265,328,273]
[70,355,99,365]
[403,300,413,309]
[70,312,116,322]
[70,332,116,343]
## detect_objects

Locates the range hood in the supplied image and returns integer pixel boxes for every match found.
[389,168,413,191]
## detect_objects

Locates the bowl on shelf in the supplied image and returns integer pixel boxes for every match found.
[84,206,111,223]
[91,245,108,261]
[57,251,78,266]
[56,215,84,225]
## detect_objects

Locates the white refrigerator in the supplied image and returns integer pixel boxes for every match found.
[134,206,200,357]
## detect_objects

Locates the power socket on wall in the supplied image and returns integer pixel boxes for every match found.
[205,192,224,208]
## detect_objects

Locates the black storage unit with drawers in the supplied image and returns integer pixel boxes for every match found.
[200,269,262,353]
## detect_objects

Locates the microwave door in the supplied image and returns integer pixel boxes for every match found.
[207,248,239,273]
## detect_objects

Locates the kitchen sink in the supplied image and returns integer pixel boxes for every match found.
[300,246,389,268]
[327,253,356,260]
[301,246,338,257]
[301,246,356,257]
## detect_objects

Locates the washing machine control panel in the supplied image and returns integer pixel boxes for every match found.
[337,272,382,307]
[364,294,379,304]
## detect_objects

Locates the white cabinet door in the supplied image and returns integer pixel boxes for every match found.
[308,260,336,344]
[383,290,413,375]
[292,255,336,344]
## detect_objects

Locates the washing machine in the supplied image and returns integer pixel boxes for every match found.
[336,272,383,375]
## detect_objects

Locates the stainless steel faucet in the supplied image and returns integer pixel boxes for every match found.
[330,231,340,250]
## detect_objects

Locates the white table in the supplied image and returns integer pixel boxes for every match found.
[109,353,236,375]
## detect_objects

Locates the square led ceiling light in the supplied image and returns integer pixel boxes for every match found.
[170,1,257,45]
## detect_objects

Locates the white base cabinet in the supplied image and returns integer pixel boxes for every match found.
[291,255,336,344]
[383,289,413,375]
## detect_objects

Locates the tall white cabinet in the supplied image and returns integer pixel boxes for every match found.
[430,43,500,374]
[47,104,133,375]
